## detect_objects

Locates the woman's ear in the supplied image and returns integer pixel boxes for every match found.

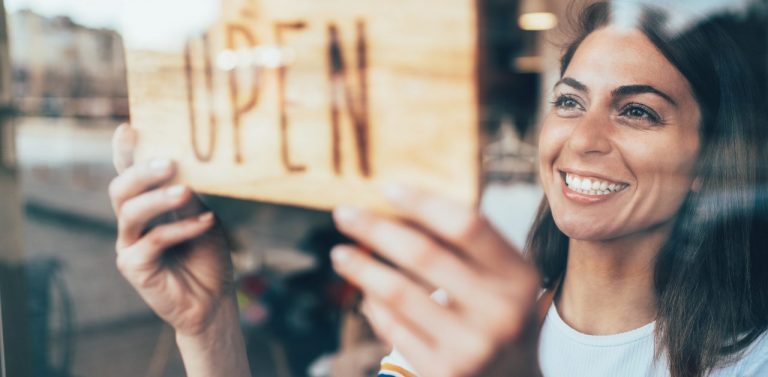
[691,177,702,193]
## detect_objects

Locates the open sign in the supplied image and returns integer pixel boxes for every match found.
[124,0,481,211]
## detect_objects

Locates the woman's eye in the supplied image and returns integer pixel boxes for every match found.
[620,104,662,124]
[551,95,583,114]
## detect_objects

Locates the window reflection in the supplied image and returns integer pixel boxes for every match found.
[0,1,765,376]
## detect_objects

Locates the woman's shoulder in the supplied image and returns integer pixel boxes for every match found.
[712,330,768,376]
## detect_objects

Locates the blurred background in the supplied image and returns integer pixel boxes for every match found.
[0,0,764,376]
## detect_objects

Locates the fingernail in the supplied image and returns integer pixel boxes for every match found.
[166,185,186,197]
[198,212,214,222]
[150,159,172,173]
[334,206,360,224]
[331,246,352,264]
[123,124,137,141]
[383,183,409,204]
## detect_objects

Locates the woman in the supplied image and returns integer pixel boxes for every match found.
[108,2,768,376]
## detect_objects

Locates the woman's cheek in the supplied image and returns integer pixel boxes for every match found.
[538,116,571,191]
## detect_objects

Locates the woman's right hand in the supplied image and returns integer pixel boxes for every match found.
[108,124,235,337]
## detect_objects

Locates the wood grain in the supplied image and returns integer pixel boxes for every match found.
[125,0,481,211]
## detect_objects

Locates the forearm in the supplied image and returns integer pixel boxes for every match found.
[175,296,252,377]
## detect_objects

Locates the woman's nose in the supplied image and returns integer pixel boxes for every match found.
[565,110,613,156]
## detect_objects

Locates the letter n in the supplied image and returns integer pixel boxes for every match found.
[184,33,217,162]
[328,21,371,177]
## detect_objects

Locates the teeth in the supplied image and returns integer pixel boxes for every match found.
[563,173,627,196]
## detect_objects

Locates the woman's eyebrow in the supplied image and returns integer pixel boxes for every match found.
[553,77,588,93]
[611,85,678,107]
[554,78,679,107]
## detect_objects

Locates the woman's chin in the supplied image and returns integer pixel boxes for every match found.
[552,214,620,241]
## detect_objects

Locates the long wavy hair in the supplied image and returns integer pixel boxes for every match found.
[525,2,768,376]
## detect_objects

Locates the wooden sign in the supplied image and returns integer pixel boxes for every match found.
[124,0,482,211]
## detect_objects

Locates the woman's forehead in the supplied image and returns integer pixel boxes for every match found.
[563,27,693,102]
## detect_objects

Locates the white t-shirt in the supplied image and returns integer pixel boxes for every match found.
[538,303,768,377]
[378,304,768,376]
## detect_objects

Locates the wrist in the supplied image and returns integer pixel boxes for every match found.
[175,294,251,377]
[176,292,240,341]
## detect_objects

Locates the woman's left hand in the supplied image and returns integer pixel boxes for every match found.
[331,185,543,377]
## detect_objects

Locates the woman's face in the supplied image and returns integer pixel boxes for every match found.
[539,27,701,241]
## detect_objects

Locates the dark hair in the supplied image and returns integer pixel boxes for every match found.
[525,2,768,377]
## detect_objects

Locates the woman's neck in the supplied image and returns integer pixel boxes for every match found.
[556,225,671,335]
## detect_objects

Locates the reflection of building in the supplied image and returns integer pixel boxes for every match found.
[9,9,128,119]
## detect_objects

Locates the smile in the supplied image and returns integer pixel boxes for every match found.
[561,172,629,197]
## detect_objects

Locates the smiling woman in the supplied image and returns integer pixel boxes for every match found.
[529,2,768,377]
[106,1,767,377]
[540,25,702,241]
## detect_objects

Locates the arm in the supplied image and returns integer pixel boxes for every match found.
[176,295,251,377]
[110,124,252,377]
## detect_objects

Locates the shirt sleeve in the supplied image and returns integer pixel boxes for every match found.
[378,348,419,377]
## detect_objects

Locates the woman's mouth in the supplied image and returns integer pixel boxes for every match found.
[559,171,629,201]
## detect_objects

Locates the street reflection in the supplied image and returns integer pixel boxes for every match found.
[4,1,766,377]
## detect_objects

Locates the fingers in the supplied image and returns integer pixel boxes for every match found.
[362,298,500,377]
[109,159,175,215]
[333,208,537,333]
[331,245,472,346]
[331,192,544,376]
[333,206,481,304]
[361,299,444,376]
[332,186,544,377]
[381,185,526,273]
[113,123,137,173]
[331,201,538,301]
[116,184,193,249]
[117,213,216,282]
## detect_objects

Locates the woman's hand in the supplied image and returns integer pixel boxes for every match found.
[109,124,250,377]
[109,124,233,335]
[331,186,542,377]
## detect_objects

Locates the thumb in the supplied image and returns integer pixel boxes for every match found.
[112,123,137,173]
